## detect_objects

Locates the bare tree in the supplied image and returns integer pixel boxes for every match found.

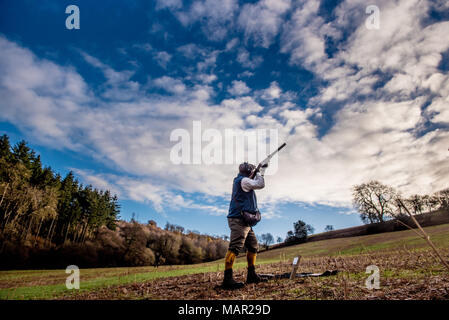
[260,233,274,250]
[405,194,424,215]
[352,181,398,224]
[306,224,315,234]
[433,189,449,210]
[422,194,439,213]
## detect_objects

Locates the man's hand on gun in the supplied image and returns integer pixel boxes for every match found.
[250,163,268,178]
[248,142,286,179]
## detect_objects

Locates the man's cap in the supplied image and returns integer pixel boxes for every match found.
[239,162,255,175]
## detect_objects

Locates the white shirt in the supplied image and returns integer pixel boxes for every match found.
[241,173,265,192]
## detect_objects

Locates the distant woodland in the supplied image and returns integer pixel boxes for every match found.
[0,135,227,269]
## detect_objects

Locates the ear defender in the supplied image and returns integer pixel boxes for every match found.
[244,162,250,175]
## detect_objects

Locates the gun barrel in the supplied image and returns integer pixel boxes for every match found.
[277,142,286,151]
[267,142,286,158]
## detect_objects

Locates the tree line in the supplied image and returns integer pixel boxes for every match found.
[257,220,316,250]
[1,218,228,269]
[0,135,119,248]
[285,220,314,244]
[253,181,448,251]
[0,135,227,269]
[353,180,449,224]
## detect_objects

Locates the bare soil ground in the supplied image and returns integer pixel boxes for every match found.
[60,249,449,300]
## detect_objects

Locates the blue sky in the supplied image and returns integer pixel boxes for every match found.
[0,0,448,241]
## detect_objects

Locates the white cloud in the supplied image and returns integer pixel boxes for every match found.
[153,76,186,94]
[1,0,449,218]
[0,36,268,212]
[254,81,297,105]
[81,52,134,85]
[281,0,334,72]
[236,48,263,69]
[74,169,226,215]
[338,209,358,216]
[174,0,239,41]
[177,43,207,59]
[156,0,183,10]
[227,80,251,96]
[196,50,219,72]
[261,81,281,100]
[195,73,217,84]
[81,51,140,101]
[427,96,449,125]
[131,43,173,69]
[225,38,239,51]
[258,202,282,219]
[238,0,291,48]
[270,0,449,205]
[154,51,172,69]
[281,0,449,107]
[71,169,122,198]
[238,71,255,78]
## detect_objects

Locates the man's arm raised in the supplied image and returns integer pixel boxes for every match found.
[241,174,265,192]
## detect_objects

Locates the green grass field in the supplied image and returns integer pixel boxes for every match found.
[1,223,449,300]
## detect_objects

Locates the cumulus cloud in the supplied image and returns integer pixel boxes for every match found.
[260,81,281,100]
[177,43,208,59]
[281,0,336,73]
[273,0,449,203]
[225,38,239,51]
[153,51,172,69]
[236,48,263,69]
[153,76,186,94]
[74,169,226,215]
[227,80,251,96]
[238,0,291,48]
[0,36,269,213]
[281,0,449,107]
[174,0,239,41]
[196,50,219,72]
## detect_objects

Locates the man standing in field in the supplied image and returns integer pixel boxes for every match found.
[222,162,267,289]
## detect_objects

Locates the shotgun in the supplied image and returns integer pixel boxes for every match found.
[249,142,287,179]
